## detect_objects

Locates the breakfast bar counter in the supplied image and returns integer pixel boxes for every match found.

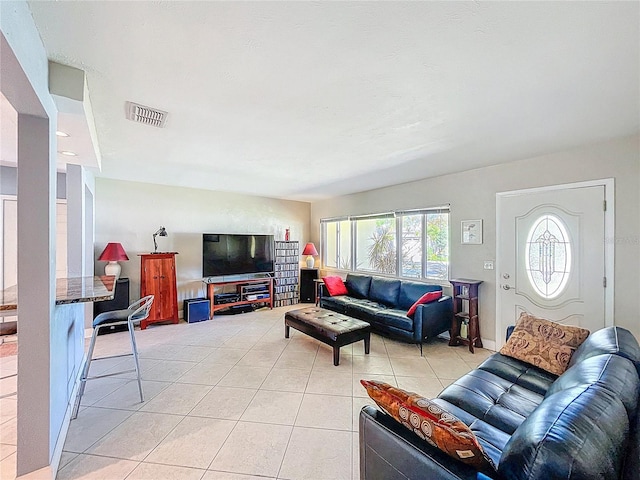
[0,275,116,313]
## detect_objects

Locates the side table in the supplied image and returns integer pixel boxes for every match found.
[313,278,325,305]
[449,278,483,353]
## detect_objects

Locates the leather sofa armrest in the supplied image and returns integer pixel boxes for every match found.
[413,295,453,341]
[359,406,493,480]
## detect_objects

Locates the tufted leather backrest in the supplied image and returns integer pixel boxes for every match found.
[345,274,372,299]
[569,326,640,375]
[546,354,639,416]
[368,277,401,307]
[499,385,631,480]
[500,327,640,480]
[397,281,442,310]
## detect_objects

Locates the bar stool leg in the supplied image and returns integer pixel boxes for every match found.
[71,325,100,419]
[128,320,144,402]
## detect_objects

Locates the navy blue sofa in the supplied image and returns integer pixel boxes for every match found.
[359,326,640,480]
[319,273,453,354]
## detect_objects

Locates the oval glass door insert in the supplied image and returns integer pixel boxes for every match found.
[525,214,572,299]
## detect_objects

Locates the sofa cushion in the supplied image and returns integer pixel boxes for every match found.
[406,291,442,318]
[361,380,497,473]
[369,277,401,307]
[398,281,442,310]
[346,274,372,299]
[499,385,631,480]
[323,276,348,296]
[477,353,557,396]
[499,313,590,375]
[438,368,545,435]
[347,298,387,315]
[428,397,516,466]
[374,309,414,332]
[320,295,354,313]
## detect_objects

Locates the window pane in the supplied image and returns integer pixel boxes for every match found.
[426,213,449,280]
[337,220,351,270]
[400,215,422,278]
[325,222,338,268]
[356,217,396,275]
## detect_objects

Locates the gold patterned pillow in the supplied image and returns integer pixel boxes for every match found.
[500,312,590,376]
[360,380,497,473]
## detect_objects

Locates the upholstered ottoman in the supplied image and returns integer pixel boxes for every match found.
[284,307,371,365]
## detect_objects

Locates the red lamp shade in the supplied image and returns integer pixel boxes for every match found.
[302,242,318,268]
[302,243,318,256]
[98,243,129,262]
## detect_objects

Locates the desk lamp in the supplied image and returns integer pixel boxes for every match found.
[153,226,167,253]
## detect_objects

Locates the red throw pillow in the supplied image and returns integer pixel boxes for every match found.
[406,291,442,318]
[360,380,497,473]
[323,276,348,296]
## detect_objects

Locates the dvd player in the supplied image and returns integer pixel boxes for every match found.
[214,293,240,304]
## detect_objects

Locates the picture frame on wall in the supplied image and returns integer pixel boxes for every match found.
[461,219,483,245]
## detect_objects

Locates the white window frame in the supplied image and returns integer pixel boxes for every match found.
[320,206,450,283]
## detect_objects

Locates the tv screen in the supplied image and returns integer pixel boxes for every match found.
[202,234,274,277]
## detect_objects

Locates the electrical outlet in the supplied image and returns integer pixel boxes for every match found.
[484,261,494,270]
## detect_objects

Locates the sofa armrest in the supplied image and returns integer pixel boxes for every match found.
[413,295,453,341]
[359,406,493,480]
[319,284,330,298]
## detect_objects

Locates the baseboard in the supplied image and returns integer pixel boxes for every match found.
[482,338,496,351]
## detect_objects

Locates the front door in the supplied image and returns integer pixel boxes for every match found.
[495,183,610,349]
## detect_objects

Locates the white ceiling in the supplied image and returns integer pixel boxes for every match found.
[27,1,639,201]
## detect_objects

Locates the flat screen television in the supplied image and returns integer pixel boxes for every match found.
[202,234,274,277]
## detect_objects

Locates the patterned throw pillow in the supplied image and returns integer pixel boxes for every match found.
[323,276,348,296]
[406,291,443,318]
[499,312,590,376]
[360,380,497,473]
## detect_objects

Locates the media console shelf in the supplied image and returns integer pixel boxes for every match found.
[204,277,273,318]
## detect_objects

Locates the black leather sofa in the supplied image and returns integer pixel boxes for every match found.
[319,273,453,354]
[359,326,640,480]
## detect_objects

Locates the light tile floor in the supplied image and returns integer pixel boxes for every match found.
[0,306,493,480]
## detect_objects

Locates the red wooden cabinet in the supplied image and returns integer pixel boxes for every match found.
[139,253,179,329]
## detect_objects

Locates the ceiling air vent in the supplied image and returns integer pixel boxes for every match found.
[125,101,168,128]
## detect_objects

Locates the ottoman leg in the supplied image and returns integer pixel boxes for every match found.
[364,333,370,355]
[333,346,340,366]
[285,323,290,338]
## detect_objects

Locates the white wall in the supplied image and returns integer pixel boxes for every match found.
[311,134,640,343]
[1,2,76,477]
[94,178,311,309]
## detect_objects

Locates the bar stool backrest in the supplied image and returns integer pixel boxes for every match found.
[128,295,154,324]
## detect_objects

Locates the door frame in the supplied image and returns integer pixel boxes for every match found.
[495,178,615,347]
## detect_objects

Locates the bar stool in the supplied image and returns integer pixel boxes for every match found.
[71,295,154,419]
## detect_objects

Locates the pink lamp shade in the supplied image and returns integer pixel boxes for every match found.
[302,242,318,268]
[98,243,129,278]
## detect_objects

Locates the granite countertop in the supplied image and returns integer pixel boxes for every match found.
[0,276,116,311]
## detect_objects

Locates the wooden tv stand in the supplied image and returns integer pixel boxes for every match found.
[205,277,273,318]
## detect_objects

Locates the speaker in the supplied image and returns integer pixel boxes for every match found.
[184,298,210,323]
[94,278,130,316]
[300,268,318,303]
[94,278,130,335]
